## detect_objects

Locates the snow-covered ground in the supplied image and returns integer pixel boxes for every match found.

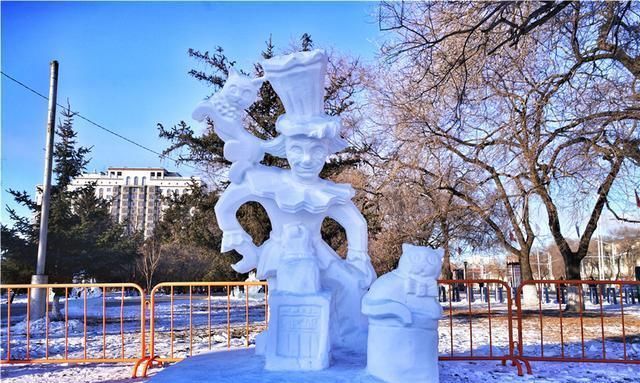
[1,291,639,382]
[2,356,639,382]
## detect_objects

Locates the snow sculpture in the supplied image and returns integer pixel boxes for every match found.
[362,244,443,383]
[193,49,375,371]
[245,271,262,298]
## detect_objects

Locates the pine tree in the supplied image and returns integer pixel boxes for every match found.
[1,103,139,284]
[155,35,373,271]
[158,33,367,174]
[300,33,313,51]
[53,105,91,192]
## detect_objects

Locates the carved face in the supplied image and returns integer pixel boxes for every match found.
[285,135,328,182]
[211,69,263,120]
[398,244,443,279]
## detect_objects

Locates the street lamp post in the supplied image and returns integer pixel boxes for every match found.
[30,60,58,320]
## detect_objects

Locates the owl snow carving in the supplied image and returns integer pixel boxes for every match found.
[192,67,266,183]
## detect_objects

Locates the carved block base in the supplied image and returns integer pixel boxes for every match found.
[367,323,439,383]
[265,291,331,371]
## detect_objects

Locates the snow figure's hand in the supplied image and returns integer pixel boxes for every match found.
[221,230,258,273]
[231,241,258,274]
[347,249,376,288]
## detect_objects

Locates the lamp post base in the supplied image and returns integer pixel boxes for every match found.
[29,274,49,320]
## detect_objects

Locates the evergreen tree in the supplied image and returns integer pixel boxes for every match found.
[156,35,373,272]
[53,105,91,192]
[159,33,367,176]
[1,104,139,284]
[300,33,313,51]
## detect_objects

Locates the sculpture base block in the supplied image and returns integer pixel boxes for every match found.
[367,325,439,383]
[265,291,331,371]
[148,347,381,383]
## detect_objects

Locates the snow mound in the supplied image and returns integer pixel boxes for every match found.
[10,318,84,335]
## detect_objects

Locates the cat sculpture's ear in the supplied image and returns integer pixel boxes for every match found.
[227,66,240,77]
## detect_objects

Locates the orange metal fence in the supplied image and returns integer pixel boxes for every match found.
[437,279,531,376]
[0,283,146,366]
[2,279,639,379]
[135,281,269,377]
[516,280,640,366]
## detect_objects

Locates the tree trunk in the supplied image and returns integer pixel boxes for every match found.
[563,252,585,312]
[441,250,453,280]
[51,294,63,320]
[440,219,453,280]
[518,248,539,306]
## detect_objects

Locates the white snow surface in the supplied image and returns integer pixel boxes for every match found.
[2,359,640,383]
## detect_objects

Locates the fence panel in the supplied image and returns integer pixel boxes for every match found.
[437,279,530,375]
[516,280,640,366]
[0,283,146,366]
[139,281,268,377]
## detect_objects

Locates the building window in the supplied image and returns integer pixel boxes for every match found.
[117,171,122,177]
[134,176,139,186]
[125,176,130,185]
[141,176,146,185]
[107,188,111,192]
[151,172,155,178]
[99,188,104,198]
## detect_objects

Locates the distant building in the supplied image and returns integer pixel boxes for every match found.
[37,167,200,237]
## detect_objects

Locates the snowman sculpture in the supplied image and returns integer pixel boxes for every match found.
[193,49,375,371]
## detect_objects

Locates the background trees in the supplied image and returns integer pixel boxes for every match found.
[155,34,387,274]
[374,1,640,282]
[1,105,139,284]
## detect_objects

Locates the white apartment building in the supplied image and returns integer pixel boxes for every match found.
[37,167,200,237]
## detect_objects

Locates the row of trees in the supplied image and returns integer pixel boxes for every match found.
[2,107,139,284]
[3,3,638,291]
[1,105,243,291]
[369,1,639,283]
[156,10,639,287]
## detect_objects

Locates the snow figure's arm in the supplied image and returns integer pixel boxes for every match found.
[214,183,259,273]
[361,296,412,326]
[327,202,376,287]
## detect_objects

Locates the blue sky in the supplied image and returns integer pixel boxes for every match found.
[1,1,381,221]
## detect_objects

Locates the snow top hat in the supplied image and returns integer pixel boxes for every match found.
[261,49,347,153]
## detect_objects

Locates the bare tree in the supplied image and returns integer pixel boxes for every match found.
[137,230,163,293]
[376,1,640,292]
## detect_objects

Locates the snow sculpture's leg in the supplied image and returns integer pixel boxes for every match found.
[255,277,277,356]
[322,261,368,351]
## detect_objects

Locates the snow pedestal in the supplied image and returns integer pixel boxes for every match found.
[366,321,439,383]
[265,292,331,371]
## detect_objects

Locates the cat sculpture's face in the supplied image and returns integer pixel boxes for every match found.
[212,68,263,120]
[397,244,443,279]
